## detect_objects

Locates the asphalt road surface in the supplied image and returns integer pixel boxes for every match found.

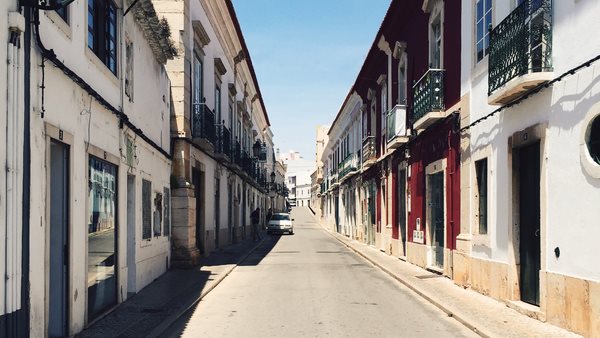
[165,207,478,338]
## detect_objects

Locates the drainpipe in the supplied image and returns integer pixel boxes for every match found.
[447,112,459,279]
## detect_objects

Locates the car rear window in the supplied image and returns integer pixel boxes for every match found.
[271,214,290,221]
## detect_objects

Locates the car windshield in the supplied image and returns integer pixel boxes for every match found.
[271,214,290,221]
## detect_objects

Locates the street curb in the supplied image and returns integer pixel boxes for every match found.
[147,237,267,338]
[315,219,492,338]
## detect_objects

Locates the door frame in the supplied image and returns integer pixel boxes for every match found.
[508,123,547,308]
[44,124,74,336]
[425,158,447,271]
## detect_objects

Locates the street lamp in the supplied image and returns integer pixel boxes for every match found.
[270,171,276,183]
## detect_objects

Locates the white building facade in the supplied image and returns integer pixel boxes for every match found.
[320,93,363,237]
[456,0,600,336]
[0,0,176,336]
[156,0,275,266]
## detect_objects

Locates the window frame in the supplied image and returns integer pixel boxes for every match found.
[475,0,493,63]
[87,0,118,75]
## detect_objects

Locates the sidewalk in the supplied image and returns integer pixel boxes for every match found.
[77,234,267,338]
[318,222,580,338]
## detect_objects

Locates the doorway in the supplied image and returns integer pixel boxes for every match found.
[192,168,205,255]
[397,168,407,256]
[126,175,136,296]
[517,142,541,306]
[48,141,69,337]
[428,172,445,268]
[228,183,233,244]
[215,177,220,249]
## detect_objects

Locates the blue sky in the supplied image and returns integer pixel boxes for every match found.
[232,0,391,162]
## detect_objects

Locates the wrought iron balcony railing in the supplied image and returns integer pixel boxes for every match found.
[488,0,552,95]
[192,103,216,144]
[386,104,408,143]
[338,152,359,180]
[233,140,242,166]
[215,123,231,158]
[362,136,376,164]
[412,69,445,123]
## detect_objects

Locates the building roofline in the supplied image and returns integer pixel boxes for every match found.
[225,0,271,127]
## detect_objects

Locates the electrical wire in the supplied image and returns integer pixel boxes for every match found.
[460,53,600,133]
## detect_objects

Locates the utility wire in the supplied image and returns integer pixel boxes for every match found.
[460,53,600,133]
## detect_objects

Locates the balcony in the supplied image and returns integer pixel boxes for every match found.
[488,0,552,105]
[386,104,410,151]
[362,136,377,169]
[192,103,217,150]
[215,124,231,161]
[412,69,445,130]
[338,152,359,182]
[232,140,242,168]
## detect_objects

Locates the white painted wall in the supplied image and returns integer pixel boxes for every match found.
[26,1,173,335]
[462,0,600,281]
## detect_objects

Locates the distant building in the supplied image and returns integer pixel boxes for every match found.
[280,150,314,207]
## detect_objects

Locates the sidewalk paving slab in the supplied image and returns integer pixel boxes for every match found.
[318,220,581,338]
[77,236,265,338]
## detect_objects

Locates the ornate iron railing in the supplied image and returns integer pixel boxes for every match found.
[215,124,231,158]
[362,136,376,163]
[338,152,359,180]
[386,104,408,143]
[488,0,552,95]
[233,140,242,166]
[192,103,216,144]
[412,69,445,123]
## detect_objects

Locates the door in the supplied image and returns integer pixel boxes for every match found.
[397,169,407,256]
[228,183,233,244]
[519,142,541,306]
[192,169,205,255]
[242,186,246,240]
[429,172,444,268]
[126,175,136,296]
[367,182,376,246]
[334,195,340,232]
[49,141,69,337]
[215,177,220,248]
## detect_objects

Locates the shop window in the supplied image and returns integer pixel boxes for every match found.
[87,156,118,320]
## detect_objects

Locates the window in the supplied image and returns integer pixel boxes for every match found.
[381,82,388,114]
[430,14,442,68]
[125,40,133,101]
[193,53,204,105]
[587,116,600,165]
[56,5,68,23]
[153,192,162,237]
[398,55,407,104]
[215,84,222,123]
[476,0,492,62]
[142,179,151,240]
[88,0,117,74]
[475,159,488,234]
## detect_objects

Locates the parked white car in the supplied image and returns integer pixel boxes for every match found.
[267,213,294,235]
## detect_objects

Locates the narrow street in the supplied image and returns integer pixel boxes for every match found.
[165,207,478,338]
